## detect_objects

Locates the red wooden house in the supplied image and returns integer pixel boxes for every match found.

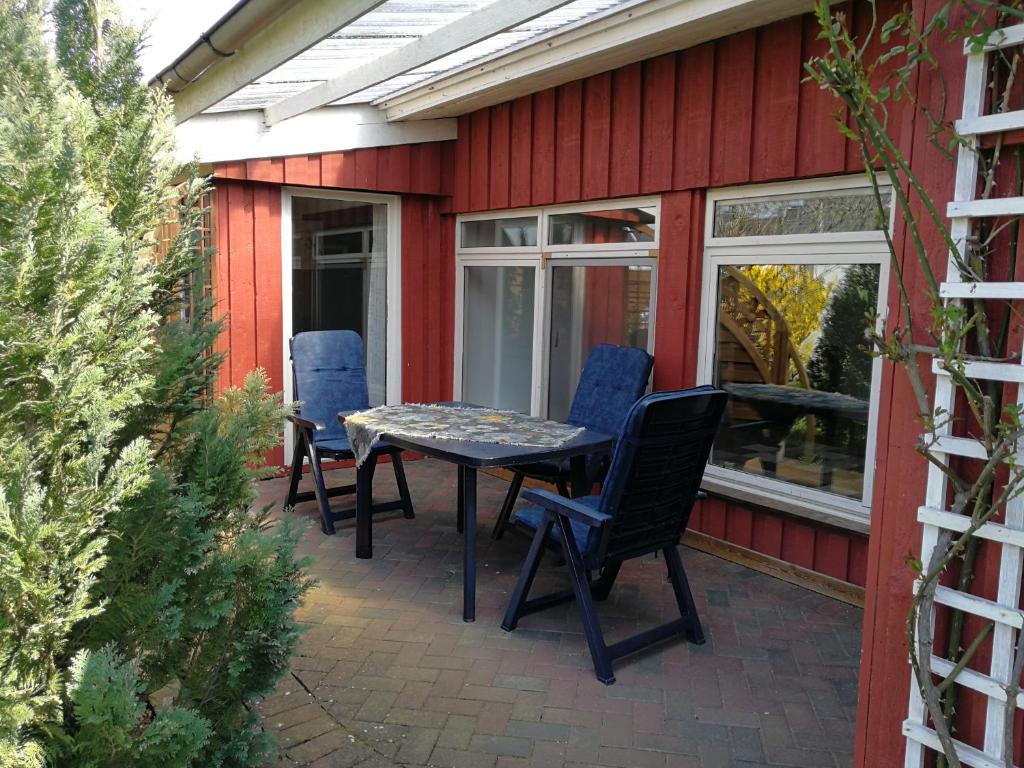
[154,0,1024,763]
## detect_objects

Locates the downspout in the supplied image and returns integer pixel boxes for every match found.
[149,0,288,93]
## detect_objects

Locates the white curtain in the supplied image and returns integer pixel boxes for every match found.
[365,204,388,405]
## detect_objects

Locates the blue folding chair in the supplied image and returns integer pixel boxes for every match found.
[501,386,727,684]
[284,330,414,535]
[490,344,653,540]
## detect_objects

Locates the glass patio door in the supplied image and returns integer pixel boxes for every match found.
[455,200,659,420]
[546,262,654,421]
[460,263,539,413]
[286,191,396,407]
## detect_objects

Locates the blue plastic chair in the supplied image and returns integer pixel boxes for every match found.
[490,344,654,540]
[284,330,414,535]
[501,386,728,684]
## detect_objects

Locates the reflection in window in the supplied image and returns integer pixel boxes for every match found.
[461,217,538,248]
[292,196,388,405]
[547,265,652,421]
[713,187,890,238]
[711,263,880,500]
[463,266,535,413]
[548,207,656,246]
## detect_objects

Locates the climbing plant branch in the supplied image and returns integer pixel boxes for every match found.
[807,1,1024,765]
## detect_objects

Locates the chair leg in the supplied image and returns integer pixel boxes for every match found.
[664,546,705,644]
[558,516,614,684]
[305,440,335,535]
[391,452,415,519]
[456,465,465,534]
[491,472,524,540]
[501,512,555,632]
[591,561,622,602]
[555,479,570,498]
[284,429,305,510]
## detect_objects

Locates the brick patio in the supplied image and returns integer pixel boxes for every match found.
[257,458,862,768]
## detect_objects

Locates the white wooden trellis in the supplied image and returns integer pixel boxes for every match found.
[903,25,1024,768]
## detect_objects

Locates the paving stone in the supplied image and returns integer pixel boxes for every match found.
[289,730,368,765]
[395,725,441,765]
[504,719,570,743]
[469,734,534,758]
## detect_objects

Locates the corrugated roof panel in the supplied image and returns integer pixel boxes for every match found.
[208,0,636,114]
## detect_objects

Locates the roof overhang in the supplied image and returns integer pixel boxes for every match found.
[174,105,456,164]
[376,0,815,120]
[160,0,389,124]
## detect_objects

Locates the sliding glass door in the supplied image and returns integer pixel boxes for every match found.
[547,263,654,421]
[455,200,659,419]
[461,265,537,413]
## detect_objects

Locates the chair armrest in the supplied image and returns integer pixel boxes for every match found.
[521,488,612,528]
[286,413,324,432]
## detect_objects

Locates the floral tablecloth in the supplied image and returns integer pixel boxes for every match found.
[342,403,584,466]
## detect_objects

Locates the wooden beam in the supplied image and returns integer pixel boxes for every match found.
[264,0,578,126]
[172,0,388,124]
[378,0,814,121]
[174,105,456,164]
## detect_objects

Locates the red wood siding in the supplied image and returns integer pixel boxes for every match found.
[214,141,455,197]
[213,180,286,466]
[450,15,866,214]
[212,175,454,466]
[401,198,456,404]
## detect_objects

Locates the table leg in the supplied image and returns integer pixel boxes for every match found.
[462,466,477,622]
[355,460,376,559]
[457,464,465,534]
[569,455,589,498]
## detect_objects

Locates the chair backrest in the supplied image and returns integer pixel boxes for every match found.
[595,386,728,563]
[566,344,654,436]
[290,330,370,440]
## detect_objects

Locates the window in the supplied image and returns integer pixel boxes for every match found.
[463,264,536,413]
[282,189,402,447]
[455,200,658,417]
[699,178,891,528]
[461,216,538,248]
[547,264,653,421]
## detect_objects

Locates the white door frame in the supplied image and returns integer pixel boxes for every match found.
[281,187,403,459]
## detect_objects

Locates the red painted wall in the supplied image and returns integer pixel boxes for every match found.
[211,142,456,466]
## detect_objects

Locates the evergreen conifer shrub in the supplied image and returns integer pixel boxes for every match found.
[0,2,312,765]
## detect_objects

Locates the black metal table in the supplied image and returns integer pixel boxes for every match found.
[350,403,613,622]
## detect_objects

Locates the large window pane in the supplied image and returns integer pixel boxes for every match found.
[711,263,880,500]
[547,264,652,422]
[291,196,388,405]
[713,187,890,238]
[547,207,656,246]
[461,217,538,248]
[462,266,536,413]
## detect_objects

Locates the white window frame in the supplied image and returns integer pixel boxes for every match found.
[281,187,402,459]
[454,197,660,418]
[542,196,660,255]
[698,176,893,532]
[457,208,543,254]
